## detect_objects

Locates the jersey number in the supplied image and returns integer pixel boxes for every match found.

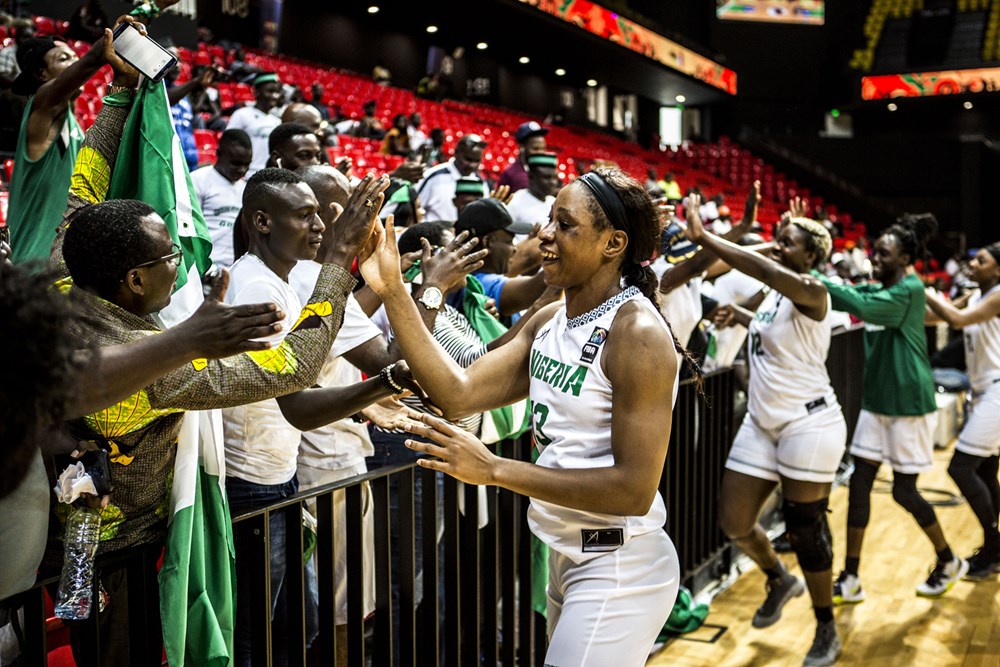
[750,332,764,357]
[530,401,553,448]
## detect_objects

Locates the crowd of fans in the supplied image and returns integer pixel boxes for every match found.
[1,4,998,667]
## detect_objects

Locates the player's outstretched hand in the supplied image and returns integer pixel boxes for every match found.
[404,412,498,486]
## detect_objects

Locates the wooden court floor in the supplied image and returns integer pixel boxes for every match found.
[648,444,1000,667]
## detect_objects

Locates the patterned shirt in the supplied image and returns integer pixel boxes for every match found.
[44,91,357,557]
[53,265,354,556]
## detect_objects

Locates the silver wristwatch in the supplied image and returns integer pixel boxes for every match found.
[418,285,443,310]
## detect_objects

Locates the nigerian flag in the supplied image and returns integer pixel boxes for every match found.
[107,79,235,665]
[107,77,213,327]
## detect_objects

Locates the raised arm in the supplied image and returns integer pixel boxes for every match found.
[50,29,141,270]
[404,300,678,516]
[360,216,549,418]
[659,184,759,294]
[684,189,827,319]
[28,17,141,160]
[925,287,1000,329]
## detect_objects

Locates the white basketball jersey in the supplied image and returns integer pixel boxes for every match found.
[746,289,839,430]
[964,286,1000,393]
[526,286,674,564]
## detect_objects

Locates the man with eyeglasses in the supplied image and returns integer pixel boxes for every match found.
[42,81,389,661]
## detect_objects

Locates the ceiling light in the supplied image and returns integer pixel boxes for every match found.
[518,56,530,64]
[426,25,438,33]
[887,102,898,111]
[586,79,597,87]
[964,101,973,109]
[367,5,379,13]
[675,94,686,103]
[477,42,488,50]
[555,68,566,76]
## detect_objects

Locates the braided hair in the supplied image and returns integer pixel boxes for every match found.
[577,167,703,387]
[884,212,938,265]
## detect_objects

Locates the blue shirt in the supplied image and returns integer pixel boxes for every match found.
[171,97,199,171]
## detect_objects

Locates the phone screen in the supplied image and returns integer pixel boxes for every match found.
[112,24,177,82]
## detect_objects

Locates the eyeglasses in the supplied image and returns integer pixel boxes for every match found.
[133,242,182,269]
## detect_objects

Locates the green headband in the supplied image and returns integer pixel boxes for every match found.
[455,178,485,196]
[527,153,558,170]
[254,73,279,87]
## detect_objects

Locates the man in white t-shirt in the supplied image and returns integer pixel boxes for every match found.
[505,151,559,229]
[415,134,487,222]
[190,129,252,268]
[222,167,399,666]
[225,72,283,177]
[290,165,437,656]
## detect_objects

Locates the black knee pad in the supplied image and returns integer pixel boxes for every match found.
[847,460,878,529]
[892,474,937,528]
[783,497,833,573]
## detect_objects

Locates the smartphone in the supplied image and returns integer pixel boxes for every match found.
[112,23,177,83]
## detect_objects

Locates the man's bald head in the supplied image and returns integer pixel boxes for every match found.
[296,164,352,228]
[281,102,324,135]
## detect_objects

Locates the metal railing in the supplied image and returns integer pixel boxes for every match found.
[8,327,866,665]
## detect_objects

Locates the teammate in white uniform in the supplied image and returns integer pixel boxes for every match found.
[925,243,1000,579]
[358,167,682,666]
[687,184,846,667]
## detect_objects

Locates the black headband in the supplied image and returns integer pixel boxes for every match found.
[577,172,629,232]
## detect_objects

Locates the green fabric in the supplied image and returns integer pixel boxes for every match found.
[403,259,422,282]
[8,99,83,266]
[463,275,530,441]
[529,444,548,616]
[822,274,936,416]
[657,586,709,639]
[107,78,213,293]
[158,456,235,667]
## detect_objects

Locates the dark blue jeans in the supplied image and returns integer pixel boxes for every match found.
[228,474,298,667]
[367,428,447,662]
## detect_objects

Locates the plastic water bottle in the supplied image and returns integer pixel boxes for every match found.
[54,507,101,621]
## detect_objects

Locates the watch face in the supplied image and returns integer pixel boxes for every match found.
[421,286,443,309]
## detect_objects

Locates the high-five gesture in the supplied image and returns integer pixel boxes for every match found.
[683,193,706,243]
[359,214,404,295]
[324,174,389,268]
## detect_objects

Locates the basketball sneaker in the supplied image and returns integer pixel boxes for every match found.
[832,570,865,605]
[964,546,1000,581]
[751,571,804,628]
[916,557,968,597]
[803,620,841,667]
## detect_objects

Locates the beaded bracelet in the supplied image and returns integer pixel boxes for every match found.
[379,363,406,395]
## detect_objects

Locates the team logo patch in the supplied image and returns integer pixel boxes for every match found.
[580,327,609,364]
[581,528,624,552]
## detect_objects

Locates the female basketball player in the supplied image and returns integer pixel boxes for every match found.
[358,167,681,666]
[925,243,1000,580]
[821,214,967,603]
[686,184,845,667]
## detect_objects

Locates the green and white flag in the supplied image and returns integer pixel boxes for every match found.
[160,411,236,667]
[107,79,234,665]
[107,77,214,328]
